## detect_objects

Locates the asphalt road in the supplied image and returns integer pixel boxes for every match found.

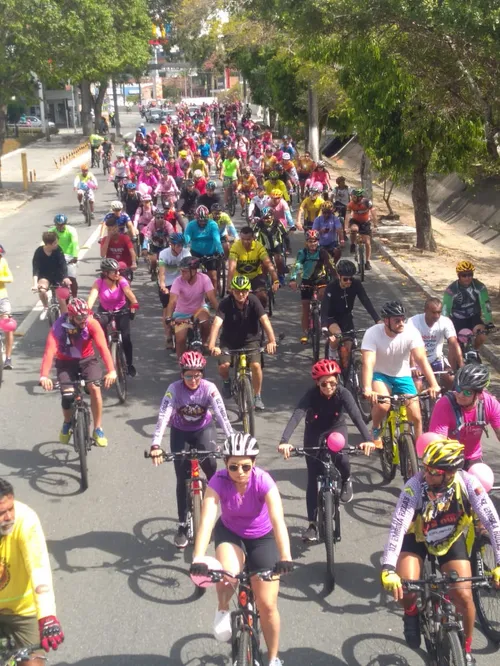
[1,112,499,666]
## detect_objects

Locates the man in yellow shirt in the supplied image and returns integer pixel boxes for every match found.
[0,479,64,659]
[296,184,324,230]
[227,226,279,309]
[0,245,14,370]
[263,171,290,203]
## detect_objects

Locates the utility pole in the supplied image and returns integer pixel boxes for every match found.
[112,79,121,137]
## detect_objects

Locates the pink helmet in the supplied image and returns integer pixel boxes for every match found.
[67,298,89,319]
[179,351,206,371]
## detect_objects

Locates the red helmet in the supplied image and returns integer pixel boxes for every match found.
[311,359,341,380]
[67,298,89,319]
[179,351,206,370]
[305,230,320,241]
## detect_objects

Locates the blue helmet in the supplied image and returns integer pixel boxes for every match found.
[170,232,185,246]
[261,206,272,217]
[126,182,137,190]
[54,214,68,225]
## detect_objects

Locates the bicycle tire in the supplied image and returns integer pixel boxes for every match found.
[217,258,226,298]
[472,534,500,643]
[312,308,321,363]
[191,491,203,543]
[380,427,397,482]
[84,200,91,227]
[351,357,371,423]
[358,243,365,282]
[47,304,60,327]
[323,490,336,592]
[0,339,4,388]
[239,376,255,436]
[399,433,418,482]
[437,628,466,666]
[236,629,253,666]
[267,282,274,318]
[111,342,128,404]
[74,410,89,491]
[229,189,236,217]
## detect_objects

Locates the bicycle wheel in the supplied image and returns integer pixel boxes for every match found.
[217,258,226,298]
[47,303,60,327]
[399,433,418,482]
[229,188,236,217]
[236,629,253,666]
[358,243,365,282]
[311,308,321,363]
[74,410,89,491]
[472,534,500,643]
[0,339,4,387]
[267,282,274,317]
[380,425,397,482]
[437,628,466,666]
[85,200,91,226]
[111,342,128,403]
[191,491,203,543]
[323,490,336,592]
[239,376,255,436]
[351,357,371,423]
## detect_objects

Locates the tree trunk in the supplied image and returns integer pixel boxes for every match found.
[0,104,7,187]
[308,84,320,162]
[360,150,373,199]
[80,80,93,136]
[412,147,436,251]
[112,79,121,137]
[93,79,107,132]
[484,105,498,160]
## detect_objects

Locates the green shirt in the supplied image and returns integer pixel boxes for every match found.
[222,159,239,180]
[49,225,79,258]
[89,134,104,147]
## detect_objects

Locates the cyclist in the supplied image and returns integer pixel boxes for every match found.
[142,209,176,275]
[409,297,463,391]
[137,162,159,197]
[39,298,116,447]
[268,189,294,233]
[237,165,258,216]
[132,193,156,245]
[207,275,278,411]
[210,204,237,259]
[192,169,208,197]
[279,359,375,538]
[196,180,221,211]
[149,351,233,548]
[179,179,201,225]
[345,188,378,270]
[101,201,136,241]
[442,261,494,351]
[296,150,316,199]
[307,160,331,196]
[87,258,139,377]
[380,438,500,664]
[227,226,279,310]
[89,132,104,167]
[32,231,72,318]
[158,233,191,349]
[312,200,345,261]
[164,256,218,357]
[332,175,350,220]
[184,205,224,291]
[109,153,130,195]
[248,184,270,220]
[263,171,289,203]
[73,164,97,218]
[101,135,113,162]
[190,432,293,666]
[252,208,287,280]
[321,259,380,368]
[289,230,337,344]
[296,184,324,231]
[361,300,440,443]
[220,148,241,209]
[100,218,138,274]
[188,151,209,179]
[123,182,141,220]
[429,364,500,470]
[49,214,80,298]
[155,167,179,208]
[0,244,14,370]
[0,478,64,662]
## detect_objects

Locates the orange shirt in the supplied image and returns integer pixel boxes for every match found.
[347,198,373,223]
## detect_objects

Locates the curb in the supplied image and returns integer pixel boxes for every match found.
[373,238,500,374]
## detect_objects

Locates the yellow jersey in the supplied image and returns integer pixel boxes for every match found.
[0,257,13,300]
[229,239,268,280]
[0,501,56,618]
[299,196,324,223]
[263,179,289,202]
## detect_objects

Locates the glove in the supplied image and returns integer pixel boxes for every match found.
[491,565,500,585]
[274,560,294,575]
[190,562,209,577]
[381,568,402,593]
[38,616,64,652]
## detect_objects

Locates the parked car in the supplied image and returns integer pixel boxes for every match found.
[22,116,56,128]
[145,108,162,122]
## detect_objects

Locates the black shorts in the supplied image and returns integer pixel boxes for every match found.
[452,315,484,334]
[326,314,354,333]
[191,250,218,272]
[158,288,170,308]
[0,614,40,652]
[401,533,469,565]
[300,279,327,301]
[464,457,483,471]
[170,422,218,453]
[56,356,102,389]
[349,220,372,236]
[250,274,267,292]
[213,519,279,571]
[219,338,261,365]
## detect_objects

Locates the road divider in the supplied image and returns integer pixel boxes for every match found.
[54,140,90,170]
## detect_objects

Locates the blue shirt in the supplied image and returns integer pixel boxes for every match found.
[312,214,343,246]
[184,219,223,257]
[198,143,211,158]
[104,212,131,233]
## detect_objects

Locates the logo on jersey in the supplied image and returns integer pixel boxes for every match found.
[0,558,11,591]
[178,403,206,422]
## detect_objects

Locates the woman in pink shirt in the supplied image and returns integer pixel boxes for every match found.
[155,168,179,207]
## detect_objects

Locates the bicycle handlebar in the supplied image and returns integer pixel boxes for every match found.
[144,448,223,461]
[291,445,366,458]
[376,393,423,404]
[205,566,285,583]
[402,574,492,592]
[220,332,285,355]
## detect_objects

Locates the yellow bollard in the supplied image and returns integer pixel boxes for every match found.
[54,159,59,170]
[21,152,28,191]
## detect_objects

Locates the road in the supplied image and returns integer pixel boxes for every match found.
[1,111,499,666]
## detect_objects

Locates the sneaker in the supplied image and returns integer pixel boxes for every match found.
[90,212,95,219]
[127,364,137,378]
[222,381,232,399]
[268,659,284,666]
[3,358,13,370]
[39,308,48,322]
[302,523,318,542]
[350,243,356,254]
[465,654,476,665]
[340,478,354,503]
[254,395,265,411]
[365,261,372,270]
[174,525,188,549]
[213,608,231,642]
[92,427,108,448]
[59,421,72,445]
[403,612,421,649]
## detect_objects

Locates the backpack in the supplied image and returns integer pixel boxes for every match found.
[444,391,487,437]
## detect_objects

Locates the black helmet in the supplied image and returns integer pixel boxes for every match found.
[210,203,222,214]
[180,256,200,270]
[380,300,406,318]
[100,258,120,272]
[336,259,356,277]
[454,364,490,392]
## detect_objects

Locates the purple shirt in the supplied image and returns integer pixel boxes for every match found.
[209,466,275,538]
[96,277,128,311]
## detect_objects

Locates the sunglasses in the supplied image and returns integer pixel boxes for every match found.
[183,372,202,380]
[340,276,353,282]
[424,466,446,477]
[459,272,473,278]
[319,380,337,387]
[456,387,474,397]
[228,463,252,473]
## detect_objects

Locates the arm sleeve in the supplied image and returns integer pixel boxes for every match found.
[68,229,80,257]
[442,287,453,318]
[466,472,500,565]
[340,387,372,440]
[355,280,380,322]
[479,283,493,324]
[152,387,175,446]
[57,249,68,280]
[289,250,304,282]
[89,319,114,373]
[208,385,233,437]
[284,207,293,227]
[381,477,420,568]
[40,330,58,377]
[279,392,311,443]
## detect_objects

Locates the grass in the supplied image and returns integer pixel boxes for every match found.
[2,134,41,156]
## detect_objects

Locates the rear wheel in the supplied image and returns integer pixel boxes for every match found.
[111,341,128,403]
[48,303,60,327]
[191,491,203,543]
[311,308,321,363]
[437,628,466,666]
[236,629,253,666]
[0,338,4,387]
[380,425,397,482]
[472,534,500,643]
[228,187,236,217]
[74,410,89,491]
[399,433,418,482]
[239,376,255,436]
[323,490,336,592]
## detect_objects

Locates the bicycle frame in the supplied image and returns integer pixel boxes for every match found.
[380,397,413,466]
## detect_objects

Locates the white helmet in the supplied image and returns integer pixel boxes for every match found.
[111,200,123,211]
[193,169,203,179]
[223,432,259,457]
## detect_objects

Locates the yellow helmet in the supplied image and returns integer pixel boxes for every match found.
[270,188,282,198]
[456,260,475,274]
[422,438,464,472]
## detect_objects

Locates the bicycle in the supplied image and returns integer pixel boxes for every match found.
[354,234,365,282]
[328,328,370,423]
[402,559,491,665]
[0,639,43,665]
[97,309,130,404]
[301,284,325,363]
[457,326,496,365]
[470,531,500,643]
[417,369,453,432]
[102,152,111,176]
[224,179,237,217]
[45,284,64,327]
[291,442,364,592]
[82,187,92,227]
[169,316,204,355]
[376,394,420,483]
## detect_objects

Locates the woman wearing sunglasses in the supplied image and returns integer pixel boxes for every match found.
[190,432,293,666]
[381,438,500,665]
[429,364,500,471]
[278,359,375,541]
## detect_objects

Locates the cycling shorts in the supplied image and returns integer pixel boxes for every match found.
[191,250,219,273]
[372,372,416,395]
[300,279,327,301]
[326,314,354,333]
[452,315,484,335]
[350,220,372,236]
[213,519,278,571]
[0,614,40,652]
[250,274,267,293]
[401,532,468,565]
[55,356,102,389]
[218,339,261,366]
[170,421,217,454]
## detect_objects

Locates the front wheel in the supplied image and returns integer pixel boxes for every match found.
[399,433,418,482]
[236,629,253,666]
[472,534,500,643]
[380,426,397,482]
[74,410,89,491]
[358,243,365,282]
[228,187,236,217]
[47,303,60,327]
[239,375,255,436]
[323,490,336,592]
[217,257,226,298]
[437,628,466,666]
[111,341,128,403]
[311,308,321,363]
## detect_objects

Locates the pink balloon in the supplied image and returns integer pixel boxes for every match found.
[327,432,345,453]
[0,317,17,332]
[56,287,70,301]
[457,328,473,344]
[190,555,223,588]
[416,432,443,458]
[468,463,495,493]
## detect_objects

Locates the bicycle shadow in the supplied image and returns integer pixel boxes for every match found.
[342,632,428,666]
[55,656,175,666]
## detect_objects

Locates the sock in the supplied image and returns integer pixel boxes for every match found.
[464,637,472,653]
[404,604,418,616]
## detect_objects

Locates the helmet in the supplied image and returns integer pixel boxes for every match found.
[321,201,334,214]
[111,200,123,211]
[54,214,68,225]
[317,160,325,168]
[154,207,165,216]
[116,152,125,159]
[179,256,200,270]
[311,359,341,380]
[185,179,194,187]
[141,194,152,202]
[231,275,251,290]
[67,298,89,319]
[270,189,282,198]
[223,432,259,457]
[100,258,120,272]
[380,300,406,318]
[170,232,185,246]
[275,164,284,173]
[282,152,291,160]
[336,259,357,277]
[210,203,222,214]
[422,439,464,472]
[193,169,203,179]
[126,182,137,190]
[312,184,323,193]
[179,150,188,158]
[195,205,209,220]
[269,171,279,179]
[305,229,320,241]
[454,364,490,392]
[206,180,216,190]
[81,164,88,171]
[456,260,475,274]
[351,188,365,197]
[179,350,206,370]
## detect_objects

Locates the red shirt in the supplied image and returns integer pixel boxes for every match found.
[105,235,134,267]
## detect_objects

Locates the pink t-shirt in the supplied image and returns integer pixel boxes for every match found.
[170,272,213,314]
[429,390,500,460]
[96,277,129,311]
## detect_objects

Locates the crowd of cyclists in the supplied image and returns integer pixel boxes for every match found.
[1,100,500,666]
